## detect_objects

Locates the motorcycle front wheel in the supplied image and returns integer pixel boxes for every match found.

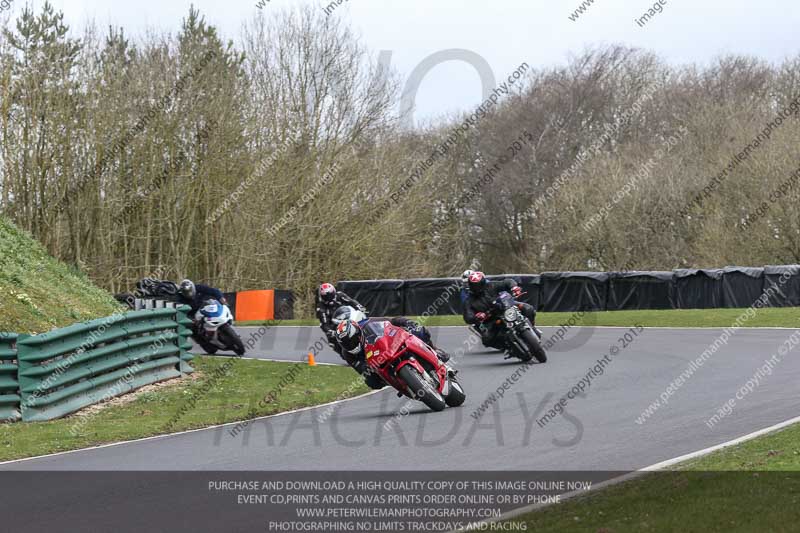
[445,376,466,407]
[521,328,547,363]
[398,365,446,412]
[220,324,246,356]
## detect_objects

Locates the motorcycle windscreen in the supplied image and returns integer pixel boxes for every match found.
[362,321,387,345]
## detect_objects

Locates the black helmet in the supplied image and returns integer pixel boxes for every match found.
[335,320,363,356]
[179,279,196,299]
[467,271,488,294]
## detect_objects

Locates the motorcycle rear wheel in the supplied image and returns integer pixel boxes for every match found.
[398,365,446,412]
[194,336,218,355]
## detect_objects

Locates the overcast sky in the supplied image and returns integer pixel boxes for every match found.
[20,0,800,123]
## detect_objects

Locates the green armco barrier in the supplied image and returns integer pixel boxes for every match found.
[17,306,194,422]
[0,333,20,422]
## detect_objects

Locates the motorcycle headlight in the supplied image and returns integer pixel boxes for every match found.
[503,307,520,322]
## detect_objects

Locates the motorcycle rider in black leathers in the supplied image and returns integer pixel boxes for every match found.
[462,271,539,347]
[335,316,451,390]
[316,283,368,354]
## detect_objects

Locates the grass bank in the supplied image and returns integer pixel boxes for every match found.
[0,217,121,334]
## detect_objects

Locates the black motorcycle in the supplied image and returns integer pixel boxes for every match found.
[482,291,546,363]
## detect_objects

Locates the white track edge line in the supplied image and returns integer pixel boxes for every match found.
[0,388,384,466]
[464,413,800,530]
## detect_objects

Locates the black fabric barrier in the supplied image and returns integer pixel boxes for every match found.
[764,265,800,307]
[222,292,237,317]
[540,272,609,312]
[607,271,674,311]
[274,290,294,319]
[402,278,463,316]
[336,265,800,316]
[336,279,405,316]
[721,267,764,308]
[673,269,724,309]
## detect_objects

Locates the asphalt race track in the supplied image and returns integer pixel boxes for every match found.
[5,325,800,472]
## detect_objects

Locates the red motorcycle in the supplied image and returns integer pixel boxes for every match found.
[363,321,465,412]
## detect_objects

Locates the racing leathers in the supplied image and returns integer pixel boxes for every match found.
[316,291,367,349]
[463,278,537,347]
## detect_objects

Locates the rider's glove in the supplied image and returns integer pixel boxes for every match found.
[475,312,487,322]
[511,286,523,298]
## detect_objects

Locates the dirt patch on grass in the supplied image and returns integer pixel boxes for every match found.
[67,370,205,419]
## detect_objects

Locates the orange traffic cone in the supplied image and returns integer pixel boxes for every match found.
[307,352,317,366]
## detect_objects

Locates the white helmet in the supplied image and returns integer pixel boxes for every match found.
[335,320,363,356]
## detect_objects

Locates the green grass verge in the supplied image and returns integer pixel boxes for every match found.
[679,422,800,471]
[0,217,122,334]
[509,422,800,532]
[0,357,367,462]
[237,319,320,326]
[239,307,800,329]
